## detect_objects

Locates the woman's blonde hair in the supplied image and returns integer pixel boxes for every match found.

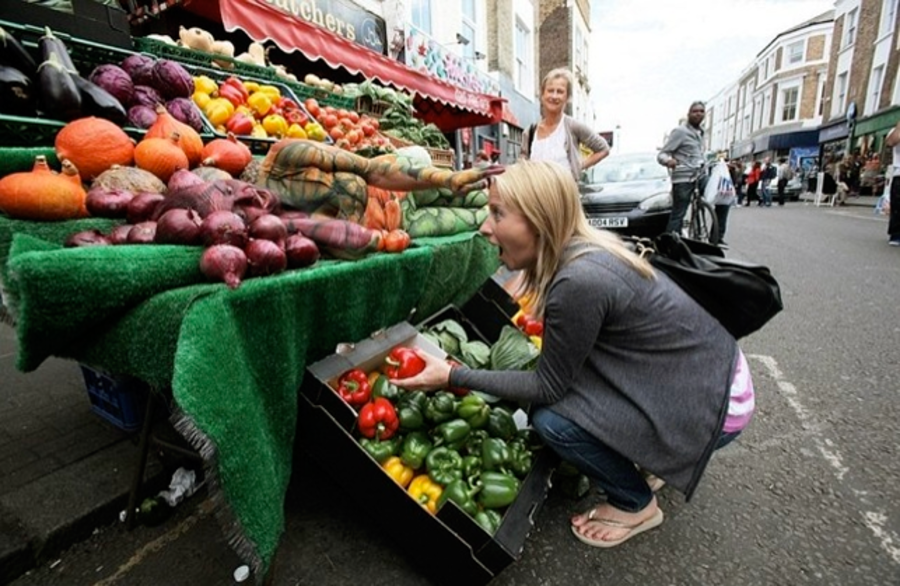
[491,161,655,316]
[540,67,574,100]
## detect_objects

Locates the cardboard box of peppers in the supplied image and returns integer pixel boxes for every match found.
[332,346,544,536]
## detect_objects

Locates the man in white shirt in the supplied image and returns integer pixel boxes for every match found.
[884,120,900,246]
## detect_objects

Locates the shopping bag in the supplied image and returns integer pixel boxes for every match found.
[704,161,736,206]
[875,177,891,216]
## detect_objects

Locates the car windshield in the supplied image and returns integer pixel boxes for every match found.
[589,155,668,184]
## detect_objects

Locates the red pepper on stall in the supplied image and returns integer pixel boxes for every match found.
[383,346,426,379]
[336,368,371,407]
[357,397,399,440]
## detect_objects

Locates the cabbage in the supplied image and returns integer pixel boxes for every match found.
[127,104,157,129]
[131,85,163,108]
[88,64,134,107]
[151,59,194,100]
[490,326,540,371]
[120,54,156,86]
[166,97,205,133]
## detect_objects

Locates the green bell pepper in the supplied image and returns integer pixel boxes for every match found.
[457,394,491,429]
[371,374,402,402]
[474,509,503,535]
[486,406,517,441]
[397,403,425,432]
[398,390,428,412]
[437,478,481,517]
[360,436,400,464]
[425,447,464,486]
[477,470,520,509]
[515,428,544,451]
[481,437,511,472]
[507,439,533,478]
[400,431,433,470]
[425,391,458,424]
[432,418,471,450]
[461,454,482,480]
[464,429,489,455]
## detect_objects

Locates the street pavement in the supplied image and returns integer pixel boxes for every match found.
[3,194,899,586]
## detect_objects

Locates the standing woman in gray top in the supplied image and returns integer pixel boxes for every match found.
[392,161,755,549]
[521,68,610,182]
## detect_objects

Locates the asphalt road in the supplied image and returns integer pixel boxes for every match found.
[11,202,900,586]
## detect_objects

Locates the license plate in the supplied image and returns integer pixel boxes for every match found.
[588,217,628,228]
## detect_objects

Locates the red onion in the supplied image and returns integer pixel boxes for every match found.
[107,224,134,244]
[279,210,310,234]
[167,168,205,192]
[126,221,157,244]
[155,208,203,245]
[126,192,165,224]
[65,229,111,247]
[200,210,248,247]
[234,204,268,226]
[284,234,320,268]
[245,239,287,277]
[86,187,135,218]
[248,214,287,245]
[200,244,247,289]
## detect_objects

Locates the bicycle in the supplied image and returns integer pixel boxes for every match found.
[682,166,719,244]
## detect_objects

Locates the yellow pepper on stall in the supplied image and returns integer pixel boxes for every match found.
[256,84,281,101]
[242,80,261,94]
[383,456,413,488]
[192,91,212,111]
[262,114,288,138]
[204,97,235,126]
[247,92,273,117]
[193,75,218,95]
[408,474,443,514]
[286,123,307,139]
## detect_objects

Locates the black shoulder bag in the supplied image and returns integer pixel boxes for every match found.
[629,233,783,339]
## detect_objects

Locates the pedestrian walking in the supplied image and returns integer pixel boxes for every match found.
[776,157,792,206]
[884,119,900,246]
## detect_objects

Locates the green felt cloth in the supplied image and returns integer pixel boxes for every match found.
[0,215,500,573]
[0,147,60,179]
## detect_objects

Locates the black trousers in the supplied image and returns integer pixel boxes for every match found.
[776,179,787,205]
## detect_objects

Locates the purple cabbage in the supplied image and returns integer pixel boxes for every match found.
[88,64,134,107]
[166,97,205,133]
[127,104,158,129]
[131,84,164,109]
[151,59,194,100]
[120,54,156,86]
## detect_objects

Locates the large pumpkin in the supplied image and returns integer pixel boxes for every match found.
[55,117,135,180]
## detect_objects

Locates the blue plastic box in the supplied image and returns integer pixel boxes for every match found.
[80,365,146,432]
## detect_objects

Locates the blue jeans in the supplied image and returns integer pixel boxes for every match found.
[760,180,772,206]
[665,182,694,234]
[532,407,740,513]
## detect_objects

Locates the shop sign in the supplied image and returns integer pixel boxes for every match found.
[262,0,387,54]
[404,23,500,97]
[818,120,849,143]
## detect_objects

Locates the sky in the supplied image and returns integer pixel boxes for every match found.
[590,0,836,154]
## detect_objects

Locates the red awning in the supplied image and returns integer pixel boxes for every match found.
[200,0,502,131]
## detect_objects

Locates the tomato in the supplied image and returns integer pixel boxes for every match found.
[329,127,345,141]
[345,129,362,145]
[321,113,339,129]
[360,122,375,137]
[304,98,320,117]
[370,118,380,130]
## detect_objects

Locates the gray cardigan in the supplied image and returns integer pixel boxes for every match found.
[521,115,610,181]
[451,249,737,499]
[657,122,706,184]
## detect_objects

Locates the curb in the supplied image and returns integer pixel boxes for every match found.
[0,439,164,584]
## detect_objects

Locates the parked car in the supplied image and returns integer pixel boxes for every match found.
[579,152,672,238]
[783,175,802,201]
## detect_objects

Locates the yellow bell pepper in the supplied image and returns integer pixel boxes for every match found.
[408,474,443,514]
[242,81,261,94]
[204,98,235,127]
[247,92,273,117]
[286,123,307,139]
[530,335,543,351]
[250,124,268,139]
[262,114,288,138]
[383,456,413,488]
[193,75,218,95]
[304,121,327,142]
[256,84,281,100]
[235,104,254,117]
[192,91,212,110]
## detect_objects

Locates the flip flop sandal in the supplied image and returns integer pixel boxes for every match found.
[644,473,666,493]
[570,508,665,549]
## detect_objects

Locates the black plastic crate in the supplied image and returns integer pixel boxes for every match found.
[80,364,147,432]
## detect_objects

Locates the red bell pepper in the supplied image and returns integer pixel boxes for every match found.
[383,346,426,379]
[336,368,371,407]
[222,76,249,101]
[225,112,254,136]
[357,397,399,440]
[217,83,246,108]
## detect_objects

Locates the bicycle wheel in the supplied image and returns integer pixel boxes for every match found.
[687,199,719,244]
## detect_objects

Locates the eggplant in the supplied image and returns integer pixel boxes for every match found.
[39,26,77,74]
[0,65,35,116]
[37,52,81,121]
[0,26,37,80]
[72,74,127,124]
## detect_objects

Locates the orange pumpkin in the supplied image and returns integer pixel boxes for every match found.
[201,133,253,176]
[0,156,88,220]
[134,134,189,183]
[55,117,135,180]
[146,105,204,168]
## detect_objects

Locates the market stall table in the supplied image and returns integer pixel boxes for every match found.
[0,215,500,575]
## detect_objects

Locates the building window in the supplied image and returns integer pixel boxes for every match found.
[781,87,799,121]
[880,0,897,37]
[461,0,476,59]
[836,72,848,115]
[844,8,858,48]
[411,0,432,36]
[818,74,826,116]
[515,19,530,93]
[787,41,804,64]
[868,65,884,113]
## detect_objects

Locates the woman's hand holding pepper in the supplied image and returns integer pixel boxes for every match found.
[389,350,454,392]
